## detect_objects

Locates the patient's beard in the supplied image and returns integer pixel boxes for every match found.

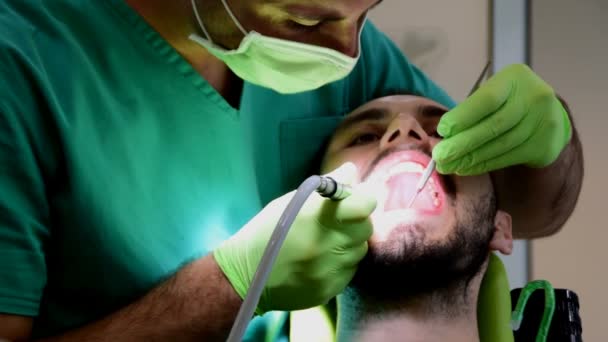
[348,192,496,315]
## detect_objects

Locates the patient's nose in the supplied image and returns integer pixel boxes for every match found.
[380,114,431,151]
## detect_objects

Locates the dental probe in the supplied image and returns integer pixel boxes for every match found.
[407,60,492,208]
[406,159,435,208]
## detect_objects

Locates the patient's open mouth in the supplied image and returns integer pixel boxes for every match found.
[366,150,446,215]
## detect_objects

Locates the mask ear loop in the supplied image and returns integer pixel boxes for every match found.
[191,0,215,43]
[354,13,369,58]
[219,0,249,36]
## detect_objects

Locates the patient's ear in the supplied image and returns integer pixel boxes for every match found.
[489,210,513,255]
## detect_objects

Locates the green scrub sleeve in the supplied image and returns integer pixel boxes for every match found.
[0,106,50,316]
[0,45,51,316]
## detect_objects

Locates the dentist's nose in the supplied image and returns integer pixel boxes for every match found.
[380,114,431,151]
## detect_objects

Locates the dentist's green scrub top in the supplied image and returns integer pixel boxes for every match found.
[0,0,454,340]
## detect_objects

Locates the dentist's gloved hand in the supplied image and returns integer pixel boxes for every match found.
[433,64,572,175]
[213,163,376,314]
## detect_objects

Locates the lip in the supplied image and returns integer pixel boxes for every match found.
[370,150,432,172]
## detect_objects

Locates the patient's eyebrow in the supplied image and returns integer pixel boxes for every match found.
[336,107,391,133]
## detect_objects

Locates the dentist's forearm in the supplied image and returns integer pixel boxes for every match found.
[492,96,584,238]
[38,255,241,342]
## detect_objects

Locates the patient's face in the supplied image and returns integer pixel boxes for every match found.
[322,95,497,297]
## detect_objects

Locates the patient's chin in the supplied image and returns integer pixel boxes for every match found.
[352,192,498,303]
[350,222,493,301]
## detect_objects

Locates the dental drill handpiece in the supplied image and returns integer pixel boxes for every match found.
[226,175,351,342]
[407,61,492,208]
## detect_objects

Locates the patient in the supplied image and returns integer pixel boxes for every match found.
[320,95,514,342]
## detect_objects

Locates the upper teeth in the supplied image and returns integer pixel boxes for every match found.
[366,161,426,185]
[387,162,425,178]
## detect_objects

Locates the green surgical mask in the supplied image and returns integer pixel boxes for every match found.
[189,0,364,94]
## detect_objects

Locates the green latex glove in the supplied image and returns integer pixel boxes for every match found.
[213,163,376,314]
[433,64,572,175]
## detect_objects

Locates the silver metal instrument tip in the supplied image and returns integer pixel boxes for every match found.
[407,160,436,208]
[406,190,420,208]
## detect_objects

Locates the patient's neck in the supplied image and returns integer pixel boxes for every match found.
[337,276,483,342]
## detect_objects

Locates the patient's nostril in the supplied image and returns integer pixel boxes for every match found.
[387,130,400,143]
[388,129,422,143]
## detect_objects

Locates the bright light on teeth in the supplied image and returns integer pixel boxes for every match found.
[386,162,424,178]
